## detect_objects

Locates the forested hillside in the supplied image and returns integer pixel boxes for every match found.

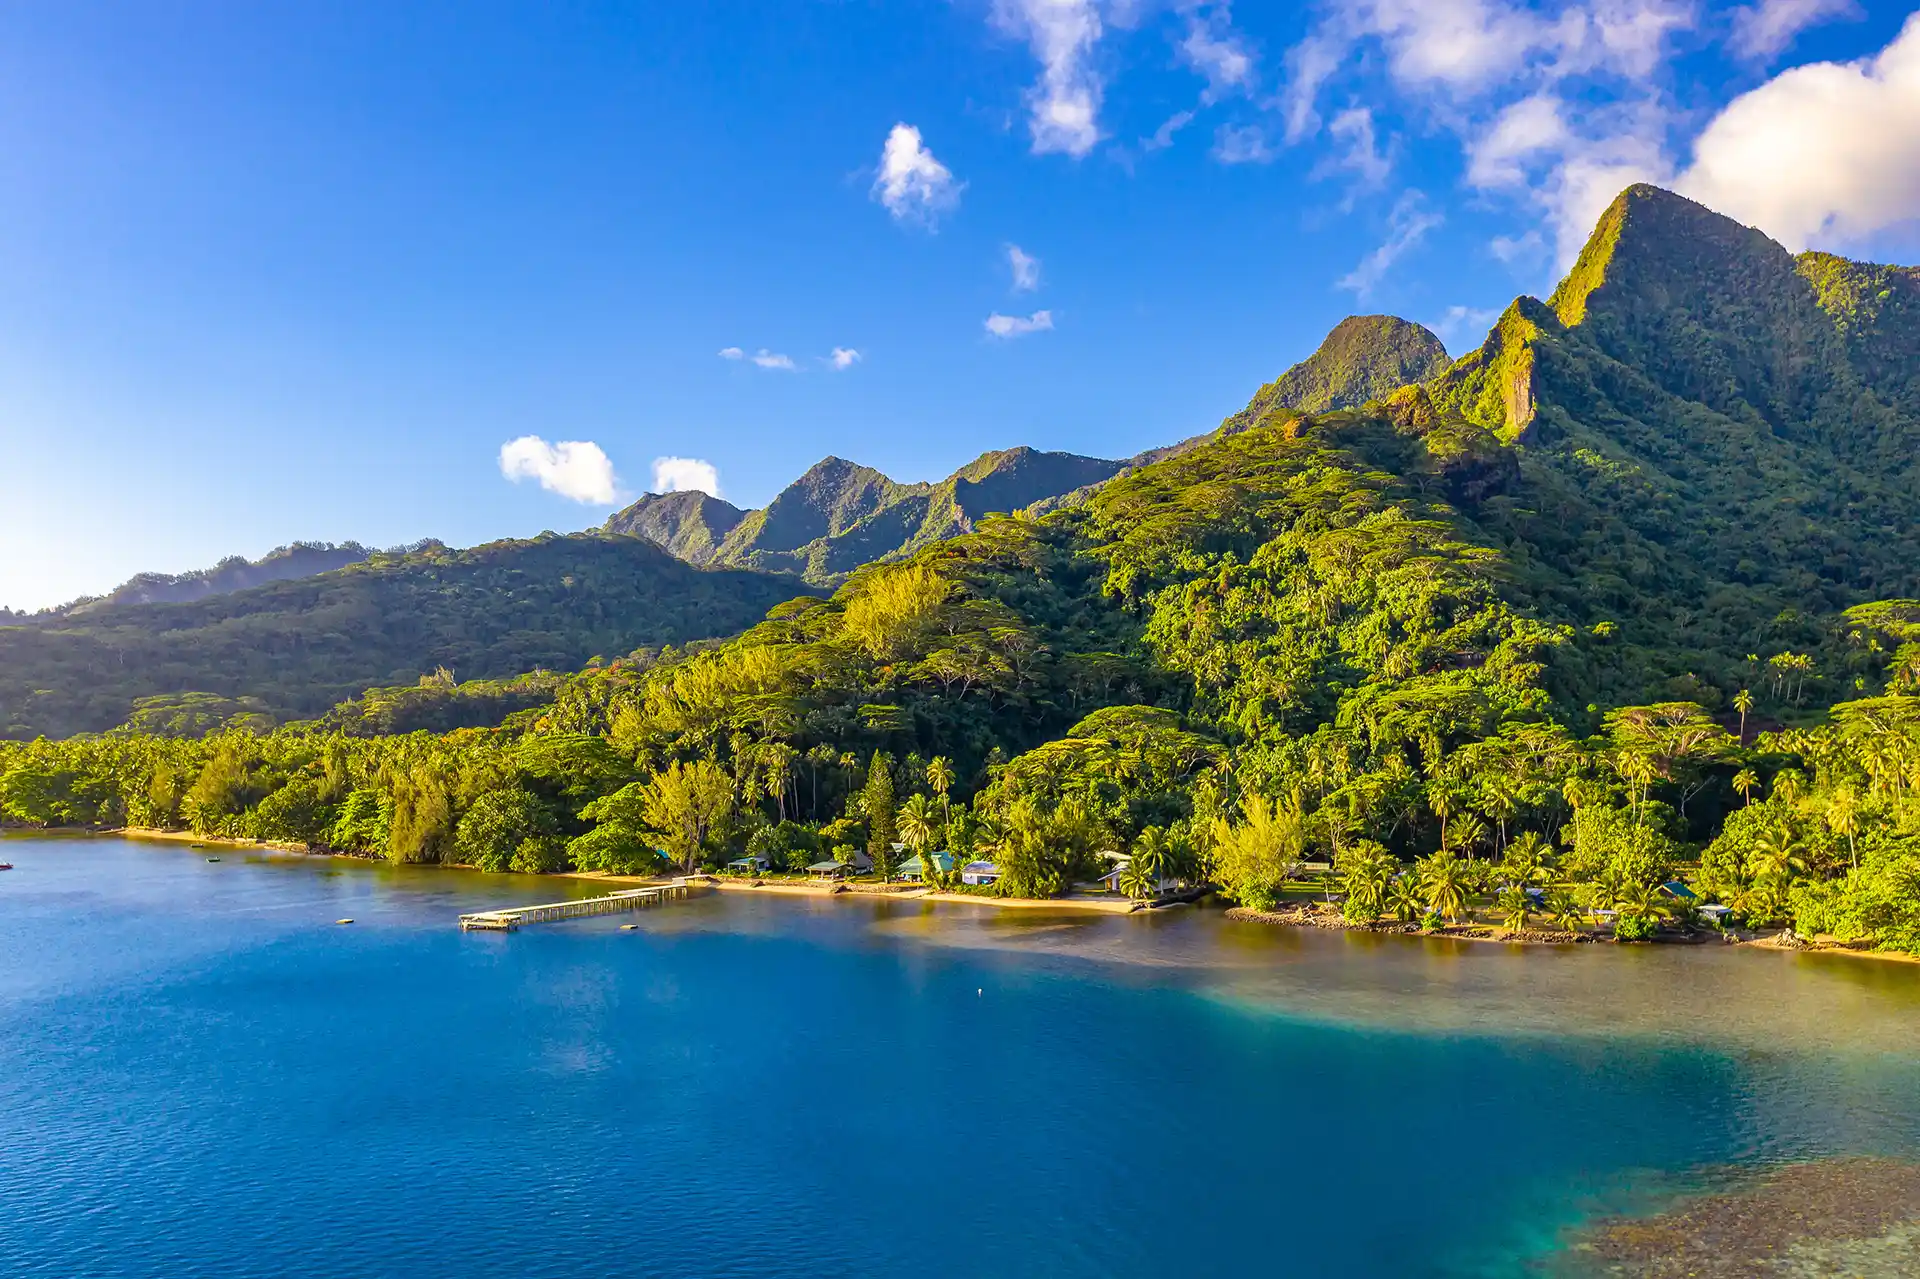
[0,534,808,738]
[5,183,1918,954]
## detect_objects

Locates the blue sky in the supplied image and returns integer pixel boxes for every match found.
[3,0,1918,610]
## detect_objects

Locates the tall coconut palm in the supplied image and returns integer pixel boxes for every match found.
[898,792,940,883]
[1732,688,1754,743]
[1732,768,1759,807]
[926,756,956,823]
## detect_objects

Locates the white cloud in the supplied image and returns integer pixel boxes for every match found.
[500,436,619,505]
[1212,122,1274,164]
[1179,3,1257,100]
[872,123,962,226]
[1466,94,1573,189]
[984,309,1056,337]
[1007,244,1042,291]
[1434,304,1501,346]
[1729,0,1857,62]
[718,346,745,360]
[1338,191,1444,295]
[751,349,797,371]
[993,0,1105,157]
[1141,109,1196,151]
[1323,106,1392,188]
[1280,34,1344,143]
[829,347,862,370]
[652,456,723,498]
[1679,14,1920,250]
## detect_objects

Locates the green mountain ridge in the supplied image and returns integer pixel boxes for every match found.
[604,446,1129,584]
[0,533,809,738]
[1422,184,1920,696]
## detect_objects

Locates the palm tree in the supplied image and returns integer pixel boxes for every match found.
[1545,888,1586,934]
[1732,767,1759,807]
[1426,781,1457,848]
[1501,831,1552,885]
[1733,688,1754,743]
[1497,885,1533,933]
[1337,845,1393,921]
[1825,787,1861,869]
[897,793,940,885]
[1610,880,1665,936]
[1747,826,1806,886]
[1418,852,1470,923]
[1446,813,1488,859]
[1117,857,1156,901]
[1387,874,1423,924]
[1477,775,1519,851]
[926,756,955,823]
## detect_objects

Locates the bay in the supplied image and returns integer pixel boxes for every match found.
[5,833,1920,1277]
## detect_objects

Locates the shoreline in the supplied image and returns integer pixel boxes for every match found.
[8,826,1918,965]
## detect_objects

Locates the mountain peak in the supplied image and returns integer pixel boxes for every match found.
[1222,314,1449,437]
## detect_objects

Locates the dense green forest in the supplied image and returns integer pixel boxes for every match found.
[0,534,807,738]
[4,184,1918,954]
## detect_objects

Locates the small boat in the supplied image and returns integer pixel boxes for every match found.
[334,918,354,926]
[620,923,639,930]
[205,856,221,863]
[0,862,13,871]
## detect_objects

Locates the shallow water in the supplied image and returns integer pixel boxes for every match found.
[5,833,1920,1277]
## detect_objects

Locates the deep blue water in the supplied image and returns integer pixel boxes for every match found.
[6,835,1920,1278]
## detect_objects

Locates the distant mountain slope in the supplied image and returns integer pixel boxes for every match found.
[602,446,1126,584]
[0,534,809,738]
[29,542,388,617]
[1223,314,1449,436]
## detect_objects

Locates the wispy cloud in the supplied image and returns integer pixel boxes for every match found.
[1179,3,1258,100]
[993,0,1105,157]
[1141,109,1197,152]
[1338,191,1444,296]
[1007,244,1042,291]
[829,347,862,370]
[985,309,1056,338]
[872,123,962,226]
[1729,0,1856,62]
[1212,122,1274,164]
[500,436,619,504]
[652,456,723,498]
[718,346,745,360]
[1433,304,1500,347]
[752,350,797,371]
[1322,106,1392,189]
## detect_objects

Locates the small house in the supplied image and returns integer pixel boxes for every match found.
[1699,904,1733,925]
[893,851,955,881]
[1658,881,1699,901]
[807,860,850,880]
[725,854,771,875]
[960,860,1000,886]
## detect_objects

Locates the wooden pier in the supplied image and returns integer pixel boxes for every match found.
[458,881,692,931]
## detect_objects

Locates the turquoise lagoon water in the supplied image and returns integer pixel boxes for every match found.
[5,833,1920,1278]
